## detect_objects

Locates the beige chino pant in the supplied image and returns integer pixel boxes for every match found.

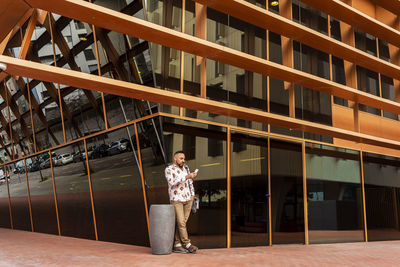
[171,199,193,247]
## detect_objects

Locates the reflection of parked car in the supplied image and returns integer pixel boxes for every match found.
[73,151,83,162]
[87,147,94,159]
[28,159,41,172]
[40,158,53,169]
[0,169,10,184]
[13,166,24,174]
[107,139,131,156]
[91,144,108,159]
[56,153,73,165]
[13,159,29,174]
[39,152,56,163]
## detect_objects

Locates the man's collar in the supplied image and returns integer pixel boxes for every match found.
[173,163,185,169]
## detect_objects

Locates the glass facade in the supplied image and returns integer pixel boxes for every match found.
[0,0,400,250]
[231,132,268,247]
[306,143,364,244]
[363,153,400,241]
[140,117,227,248]
[270,139,304,244]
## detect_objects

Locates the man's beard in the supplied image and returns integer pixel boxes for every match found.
[177,162,184,167]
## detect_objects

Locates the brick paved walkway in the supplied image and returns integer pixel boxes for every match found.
[0,228,399,266]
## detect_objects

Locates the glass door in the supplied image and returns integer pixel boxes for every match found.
[231,131,269,247]
[270,139,304,244]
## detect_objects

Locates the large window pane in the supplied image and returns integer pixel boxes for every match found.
[231,132,268,247]
[27,153,59,235]
[88,127,149,246]
[52,142,95,239]
[140,117,227,248]
[363,152,400,241]
[306,143,364,244]
[270,139,304,244]
[8,161,31,231]
[0,165,11,228]
[94,0,157,124]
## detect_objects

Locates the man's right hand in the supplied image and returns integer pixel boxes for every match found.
[186,172,197,180]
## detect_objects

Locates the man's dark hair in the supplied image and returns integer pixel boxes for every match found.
[174,150,185,156]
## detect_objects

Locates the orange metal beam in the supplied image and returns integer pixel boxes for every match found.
[193,0,400,82]
[10,0,400,117]
[0,1,32,43]
[3,56,400,152]
[0,8,33,54]
[18,10,38,60]
[280,0,295,118]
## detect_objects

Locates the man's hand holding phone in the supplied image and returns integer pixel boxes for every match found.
[190,169,199,179]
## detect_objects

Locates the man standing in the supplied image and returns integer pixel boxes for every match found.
[165,151,198,253]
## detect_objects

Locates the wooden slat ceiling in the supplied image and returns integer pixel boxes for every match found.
[0,0,31,43]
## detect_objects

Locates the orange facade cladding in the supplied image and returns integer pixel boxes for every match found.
[330,0,400,157]
[333,104,400,157]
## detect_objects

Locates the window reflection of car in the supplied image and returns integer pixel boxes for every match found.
[87,147,94,159]
[0,169,10,184]
[55,153,73,166]
[28,160,41,172]
[72,151,83,162]
[13,166,24,174]
[40,158,54,169]
[13,159,30,174]
[107,139,131,156]
[90,144,108,159]
[39,152,56,163]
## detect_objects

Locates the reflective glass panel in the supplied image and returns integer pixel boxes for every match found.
[88,127,149,246]
[52,142,95,239]
[231,132,269,247]
[363,152,400,241]
[8,161,31,231]
[0,165,11,228]
[270,139,304,244]
[306,143,364,244]
[27,153,59,234]
[140,117,227,248]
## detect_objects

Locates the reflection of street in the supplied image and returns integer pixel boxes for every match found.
[5,152,142,197]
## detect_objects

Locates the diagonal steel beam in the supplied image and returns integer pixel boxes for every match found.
[41,81,83,137]
[29,46,83,138]
[0,82,31,142]
[95,27,149,117]
[16,78,60,145]
[43,13,109,128]
[0,8,34,52]
[0,135,11,162]
[0,102,25,156]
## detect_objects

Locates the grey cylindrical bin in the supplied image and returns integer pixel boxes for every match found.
[149,204,175,255]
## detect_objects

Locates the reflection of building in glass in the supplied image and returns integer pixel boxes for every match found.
[0,0,400,250]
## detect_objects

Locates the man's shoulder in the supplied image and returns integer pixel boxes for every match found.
[165,164,175,170]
